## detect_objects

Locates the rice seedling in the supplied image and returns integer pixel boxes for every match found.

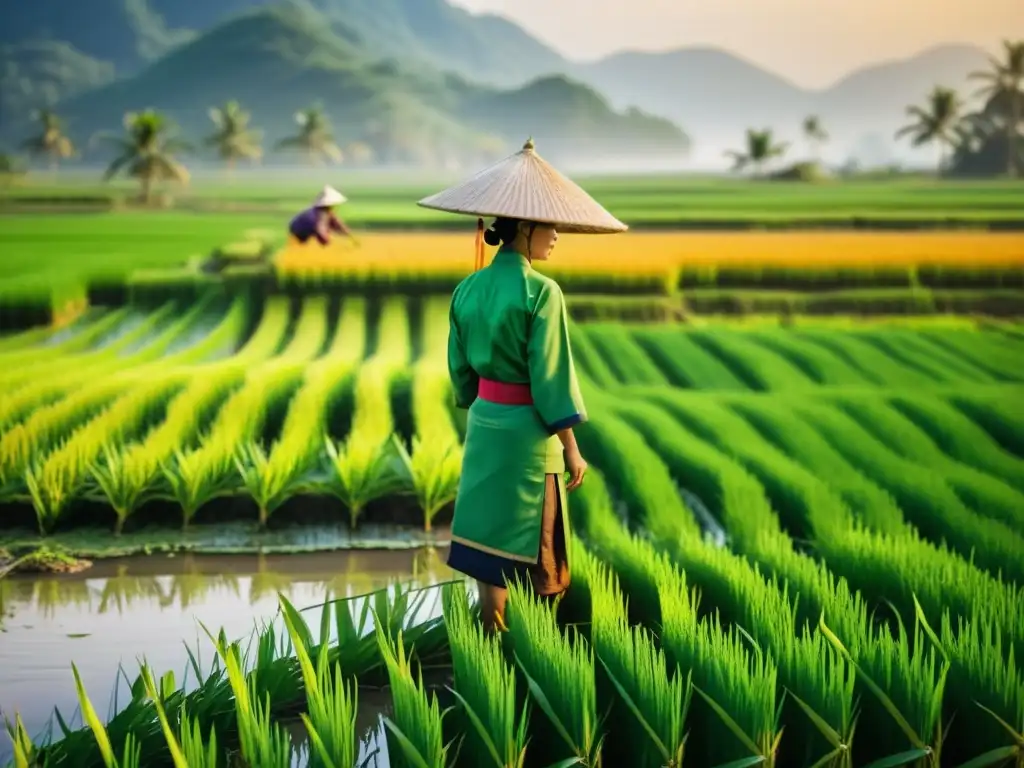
[207,626,295,767]
[71,663,142,768]
[375,623,452,768]
[442,583,529,768]
[279,595,359,768]
[657,564,782,767]
[395,297,462,530]
[503,577,603,767]
[583,545,691,768]
[819,614,948,768]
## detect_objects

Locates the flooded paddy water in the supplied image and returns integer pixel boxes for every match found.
[0,548,454,764]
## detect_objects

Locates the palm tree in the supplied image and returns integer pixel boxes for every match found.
[275,104,342,165]
[95,110,190,204]
[802,115,829,162]
[895,86,963,175]
[725,129,789,177]
[22,110,75,171]
[969,39,1024,177]
[206,101,262,172]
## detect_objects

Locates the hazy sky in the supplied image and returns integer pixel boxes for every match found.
[449,0,1023,88]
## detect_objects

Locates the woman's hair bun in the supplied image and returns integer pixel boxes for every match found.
[483,227,502,247]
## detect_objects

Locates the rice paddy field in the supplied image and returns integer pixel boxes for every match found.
[1,175,1023,767]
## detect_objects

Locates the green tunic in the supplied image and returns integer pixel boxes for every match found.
[448,246,587,564]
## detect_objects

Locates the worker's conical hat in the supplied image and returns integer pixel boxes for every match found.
[417,139,627,234]
[313,185,346,207]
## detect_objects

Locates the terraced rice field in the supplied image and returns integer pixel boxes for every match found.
[1,291,1022,766]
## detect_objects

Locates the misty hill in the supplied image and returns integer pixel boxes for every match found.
[0,0,196,75]
[570,43,992,162]
[0,0,998,166]
[1,0,564,87]
[0,42,116,127]
[46,5,686,167]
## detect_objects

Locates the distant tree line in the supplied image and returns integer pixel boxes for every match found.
[1,39,1021,197]
[726,40,1022,179]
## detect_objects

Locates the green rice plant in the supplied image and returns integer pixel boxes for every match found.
[886,393,1024,495]
[568,323,619,388]
[742,329,875,386]
[582,324,668,385]
[573,396,700,539]
[584,546,691,768]
[639,389,856,542]
[161,364,305,527]
[504,577,603,766]
[687,329,818,391]
[160,445,238,529]
[87,366,243,532]
[723,394,908,536]
[71,663,142,768]
[234,440,304,528]
[321,433,412,528]
[791,399,1024,584]
[317,296,411,526]
[949,391,1024,459]
[275,294,330,364]
[789,329,931,387]
[137,663,218,768]
[3,714,38,768]
[574,466,862,767]
[631,328,749,390]
[820,615,948,768]
[393,297,463,530]
[239,298,366,525]
[231,295,292,363]
[855,329,993,384]
[915,329,1024,382]
[610,396,783,549]
[279,595,359,768]
[657,566,782,767]
[911,599,1024,767]
[443,583,530,768]
[161,293,252,364]
[814,522,1024,656]
[24,376,185,533]
[831,394,1024,533]
[0,377,129,493]
[375,623,452,768]
[208,627,294,767]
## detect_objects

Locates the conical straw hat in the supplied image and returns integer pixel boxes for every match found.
[313,185,347,207]
[417,138,627,234]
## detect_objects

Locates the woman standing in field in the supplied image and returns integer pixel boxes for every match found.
[288,185,357,246]
[418,138,627,632]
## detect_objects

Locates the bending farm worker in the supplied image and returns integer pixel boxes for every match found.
[288,184,358,246]
[417,137,627,633]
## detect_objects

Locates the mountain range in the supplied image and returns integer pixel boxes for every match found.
[0,0,995,168]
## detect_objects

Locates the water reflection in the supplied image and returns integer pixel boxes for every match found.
[0,548,453,764]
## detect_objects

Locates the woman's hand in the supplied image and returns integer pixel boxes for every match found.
[565,447,588,492]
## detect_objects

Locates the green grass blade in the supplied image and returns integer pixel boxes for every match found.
[513,651,579,755]
[445,686,504,768]
[71,663,117,768]
[381,717,433,768]
[692,683,763,757]
[596,654,671,761]
[712,756,767,768]
[786,687,844,748]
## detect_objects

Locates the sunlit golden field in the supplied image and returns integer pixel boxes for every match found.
[276,231,1024,275]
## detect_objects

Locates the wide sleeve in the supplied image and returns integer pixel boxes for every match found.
[447,299,478,409]
[528,282,587,433]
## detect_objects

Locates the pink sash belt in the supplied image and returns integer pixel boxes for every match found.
[478,378,533,405]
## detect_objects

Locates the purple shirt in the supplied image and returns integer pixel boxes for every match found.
[289,207,348,244]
